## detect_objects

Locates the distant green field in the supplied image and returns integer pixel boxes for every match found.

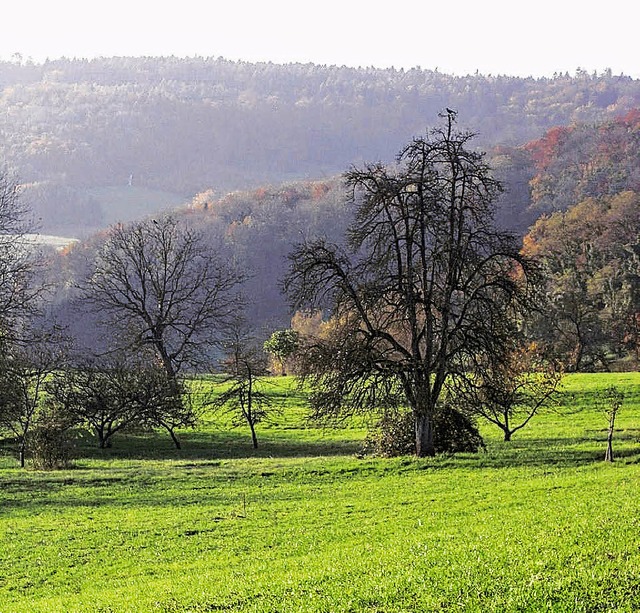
[86,186,187,227]
[1,373,639,612]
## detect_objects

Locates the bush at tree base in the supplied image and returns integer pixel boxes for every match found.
[27,409,75,470]
[362,406,485,457]
[27,427,73,470]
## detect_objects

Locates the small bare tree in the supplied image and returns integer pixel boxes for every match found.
[597,386,624,462]
[135,363,197,450]
[215,325,273,449]
[46,356,145,449]
[455,343,563,441]
[46,352,197,450]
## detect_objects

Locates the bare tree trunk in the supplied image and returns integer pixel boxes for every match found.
[415,412,435,457]
[605,426,614,462]
[572,331,584,372]
[502,411,512,441]
[19,443,26,468]
[157,342,178,389]
[98,429,108,448]
[249,422,259,449]
[167,426,182,450]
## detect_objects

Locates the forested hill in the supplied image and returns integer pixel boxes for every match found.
[1,56,640,236]
[50,107,640,340]
[180,111,640,327]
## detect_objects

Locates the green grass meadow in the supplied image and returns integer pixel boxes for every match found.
[1,373,640,612]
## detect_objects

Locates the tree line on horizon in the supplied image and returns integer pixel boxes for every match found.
[0,56,639,236]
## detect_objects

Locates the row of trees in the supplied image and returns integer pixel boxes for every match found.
[0,191,249,464]
[0,349,194,467]
[1,193,325,464]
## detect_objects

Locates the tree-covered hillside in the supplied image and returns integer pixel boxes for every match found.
[1,57,639,236]
[46,105,640,341]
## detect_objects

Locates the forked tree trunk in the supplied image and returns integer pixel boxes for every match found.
[415,412,435,457]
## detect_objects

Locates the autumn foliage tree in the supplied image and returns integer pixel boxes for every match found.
[263,329,300,375]
[525,112,640,216]
[523,191,640,370]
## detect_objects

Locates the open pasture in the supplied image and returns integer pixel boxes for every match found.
[1,373,640,612]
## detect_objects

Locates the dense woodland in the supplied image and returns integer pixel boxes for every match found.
[1,57,640,235]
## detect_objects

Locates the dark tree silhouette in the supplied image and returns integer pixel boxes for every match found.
[285,112,538,457]
[82,214,242,384]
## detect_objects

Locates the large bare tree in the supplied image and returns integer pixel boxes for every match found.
[285,111,538,457]
[83,215,242,382]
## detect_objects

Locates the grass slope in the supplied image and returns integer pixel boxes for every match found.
[1,374,639,612]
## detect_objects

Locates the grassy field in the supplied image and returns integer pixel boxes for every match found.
[87,186,187,228]
[1,373,640,612]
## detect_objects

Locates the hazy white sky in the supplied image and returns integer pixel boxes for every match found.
[1,0,637,78]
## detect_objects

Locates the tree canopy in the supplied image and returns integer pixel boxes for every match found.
[285,112,538,456]
[522,191,640,370]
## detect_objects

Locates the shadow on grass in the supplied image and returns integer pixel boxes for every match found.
[67,425,640,472]
[71,428,364,463]
[2,424,639,479]
[469,431,640,469]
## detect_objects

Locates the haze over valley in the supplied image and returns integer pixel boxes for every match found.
[1,56,639,238]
